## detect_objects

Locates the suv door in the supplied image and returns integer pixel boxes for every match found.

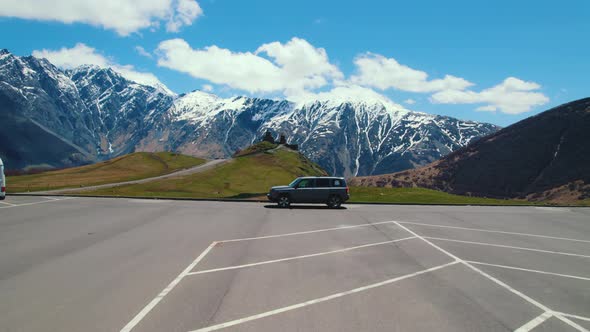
[314,178,331,203]
[331,178,347,200]
[291,178,315,203]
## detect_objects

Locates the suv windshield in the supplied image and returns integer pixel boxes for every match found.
[288,179,299,187]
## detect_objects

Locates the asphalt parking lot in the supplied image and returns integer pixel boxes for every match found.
[1,196,589,332]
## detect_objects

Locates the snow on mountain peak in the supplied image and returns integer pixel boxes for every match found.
[73,64,103,72]
[176,89,219,108]
[288,85,410,115]
[0,49,12,61]
[61,63,175,97]
[181,89,220,102]
[172,90,223,121]
[151,82,175,96]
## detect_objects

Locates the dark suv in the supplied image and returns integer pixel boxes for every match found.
[267,177,350,208]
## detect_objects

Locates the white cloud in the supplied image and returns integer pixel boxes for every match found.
[32,43,172,93]
[350,52,548,114]
[33,43,111,68]
[166,0,203,32]
[152,37,548,115]
[156,37,342,95]
[202,84,213,92]
[351,53,473,93]
[476,105,498,112]
[0,0,202,36]
[135,46,153,58]
[430,77,549,114]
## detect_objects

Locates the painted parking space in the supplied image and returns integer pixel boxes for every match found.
[121,215,590,332]
[2,197,588,332]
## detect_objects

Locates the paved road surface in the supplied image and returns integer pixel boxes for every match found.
[31,159,228,194]
[1,196,589,332]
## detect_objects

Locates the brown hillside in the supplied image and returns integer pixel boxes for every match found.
[351,98,590,203]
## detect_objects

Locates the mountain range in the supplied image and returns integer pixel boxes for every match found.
[0,49,500,176]
[351,98,590,203]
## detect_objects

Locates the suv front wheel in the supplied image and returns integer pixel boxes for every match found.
[326,195,342,208]
[277,195,291,208]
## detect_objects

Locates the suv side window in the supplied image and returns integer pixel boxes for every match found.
[316,178,330,187]
[297,179,314,188]
[333,179,345,187]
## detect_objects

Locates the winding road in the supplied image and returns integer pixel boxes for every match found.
[31,158,228,194]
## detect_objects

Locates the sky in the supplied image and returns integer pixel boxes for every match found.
[0,0,588,126]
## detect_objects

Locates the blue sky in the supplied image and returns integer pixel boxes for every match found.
[1,0,588,126]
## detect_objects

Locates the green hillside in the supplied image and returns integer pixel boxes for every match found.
[8,152,206,193]
[348,187,538,205]
[82,145,327,199]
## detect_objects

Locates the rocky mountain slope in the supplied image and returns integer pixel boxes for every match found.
[351,98,590,203]
[0,49,499,176]
[67,65,174,156]
[0,49,173,169]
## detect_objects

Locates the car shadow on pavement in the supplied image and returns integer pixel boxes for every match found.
[263,205,347,210]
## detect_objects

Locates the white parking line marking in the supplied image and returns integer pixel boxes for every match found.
[467,261,590,281]
[552,317,590,332]
[188,261,460,332]
[120,242,217,332]
[556,312,590,322]
[0,201,16,206]
[399,221,590,244]
[424,236,590,259]
[188,236,417,276]
[222,220,404,243]
[393,222,588,332]
[514,312,553,332]
[0,197,76,209]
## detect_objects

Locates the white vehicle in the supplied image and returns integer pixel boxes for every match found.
[0,158,5,200]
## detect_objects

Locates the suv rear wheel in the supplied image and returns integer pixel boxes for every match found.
[277,195,290,208]
[327,195,342,208]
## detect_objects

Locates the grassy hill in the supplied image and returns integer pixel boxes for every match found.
[8,152,206,193]
[11,141,573,205]
[233,141,278,157]
[348,187,538,205]
[81,144,327,199]
[71,143,553,205]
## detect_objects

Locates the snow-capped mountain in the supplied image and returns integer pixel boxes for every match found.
[261,98,497,176]
[158,91,499,176]
[0,49,100,169]
[0,49,173,168]
[0,49,500,175]
[67,65,174,156]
